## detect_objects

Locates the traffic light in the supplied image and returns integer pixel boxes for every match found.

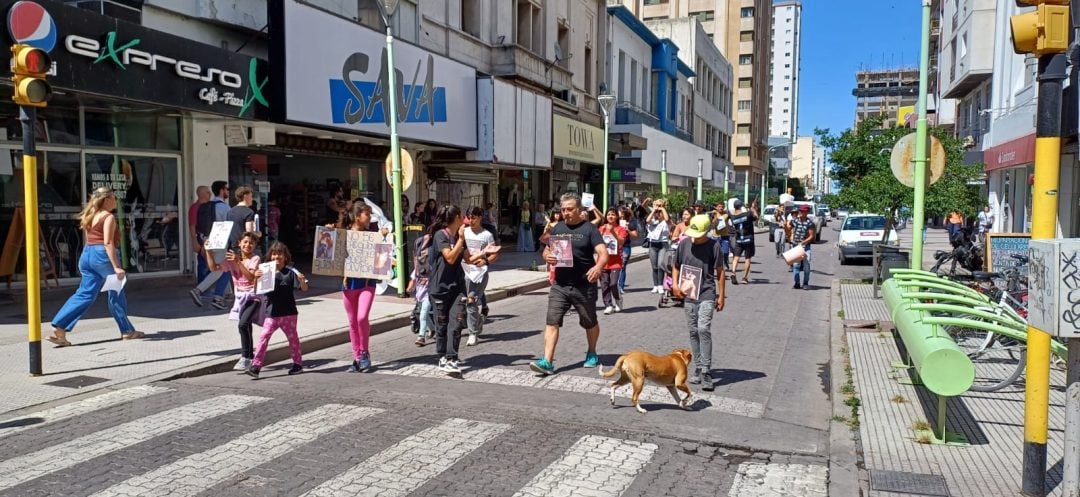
[10,44,51,107]
[1010,1,1070,56]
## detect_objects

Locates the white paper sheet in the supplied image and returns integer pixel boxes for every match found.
[100,274,126,293]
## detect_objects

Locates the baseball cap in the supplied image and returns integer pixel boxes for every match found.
[799,204,811,212]
[684,214,712,239]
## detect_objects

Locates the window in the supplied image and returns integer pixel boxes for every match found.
[584,45,593,94]
[630,59,638,106]
[784,52,791,57]
[738,78,752,88]
[617,51,626,101]
[740,31,753,42]
[690,10,714,22]
[783,109,790,113]
[738,100,751,111]
[461,0,481,38]
[516,0,542,54]
[784,64,790,68]
[737,123,750,134]
[556,23,570,69]
[740,7,753,17]
[739,54,752,65]
[736,147,750,157]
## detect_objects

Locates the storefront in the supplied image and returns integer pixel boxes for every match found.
[984,133,1035,233]
[552,113,605,203]
[0,0,269,283]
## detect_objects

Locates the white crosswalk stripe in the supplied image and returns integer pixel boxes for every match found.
[89,403,383,497]
[0,394,266,491]
[512,435,657,497]
[299,417,510,497]
[0,385,171,440]
[727,462,829,496]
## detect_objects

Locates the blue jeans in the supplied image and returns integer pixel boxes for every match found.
[195,249,210,282]
[52,245,135,333]
[793,248,812,287]
[618,245,632,292]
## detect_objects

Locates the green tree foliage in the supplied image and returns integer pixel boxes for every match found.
[815,116,983,229]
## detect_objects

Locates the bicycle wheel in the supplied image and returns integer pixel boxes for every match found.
[944,324,1027,392]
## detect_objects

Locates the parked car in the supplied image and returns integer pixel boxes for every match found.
[790,201,824,242]
[837,214,900,265]
[837,208,850,219]
[816,205,830,225]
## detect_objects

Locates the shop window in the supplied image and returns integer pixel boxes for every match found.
[0,151,83,278]
[85,111,180,151]
[0,100,81,145]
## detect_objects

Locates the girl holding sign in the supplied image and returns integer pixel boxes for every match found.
[247,242,309,378]
[206,231,262,371]
[598,208,629,315]
[339,202,382,373]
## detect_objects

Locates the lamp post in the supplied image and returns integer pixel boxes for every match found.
[598,94,616,212]
[696,158,703,201]
[376,0,406,296]
[660,149,668,195]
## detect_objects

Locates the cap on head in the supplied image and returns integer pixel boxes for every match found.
[684,214,712,238]
[799,205,811,212]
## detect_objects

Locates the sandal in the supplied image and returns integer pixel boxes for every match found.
[45,336,72,347]
[741,278,750,284]
[122,331,146,340]
[415,335,427,346]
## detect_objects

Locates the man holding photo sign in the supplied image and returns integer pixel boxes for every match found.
[672,214,726,391]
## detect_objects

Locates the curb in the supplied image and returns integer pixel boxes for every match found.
[828,280,869,496]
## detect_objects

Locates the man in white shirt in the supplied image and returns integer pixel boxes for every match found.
[977,205,994,243]
[463,206,499,346]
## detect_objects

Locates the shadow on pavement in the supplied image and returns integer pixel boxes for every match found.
[143,329,215,341]
[46,348,236,376]
[709,368,766,386]
[477,330,542,343]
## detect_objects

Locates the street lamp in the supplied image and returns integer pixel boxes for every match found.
[598,94,616,212]
[375,0,407,296]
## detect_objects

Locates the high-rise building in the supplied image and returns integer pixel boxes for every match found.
[768,0,801,139]
[852,68,919,127]
[616,0,773,193]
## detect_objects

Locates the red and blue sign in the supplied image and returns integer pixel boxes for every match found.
[6,0,55,52]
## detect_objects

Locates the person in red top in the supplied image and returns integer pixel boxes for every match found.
[599,207,629,315]
[188,185,211,282]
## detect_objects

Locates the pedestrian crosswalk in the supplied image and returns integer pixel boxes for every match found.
[0,385,827,497]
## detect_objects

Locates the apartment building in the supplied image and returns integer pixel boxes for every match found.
[788,135,814,190]
[938,0,994,152]
[617,0,772,193]
[852,68,919,128]
[768,0,801,139]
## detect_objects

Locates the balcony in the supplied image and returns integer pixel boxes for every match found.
[492,45,573,92]
[614,102,660,128]
[675,126,693,143]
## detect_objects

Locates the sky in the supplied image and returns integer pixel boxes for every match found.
[797,0,923,137]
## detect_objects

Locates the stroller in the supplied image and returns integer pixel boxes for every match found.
[657,240,684,309]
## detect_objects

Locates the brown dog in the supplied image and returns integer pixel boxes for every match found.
[599,348,694,413]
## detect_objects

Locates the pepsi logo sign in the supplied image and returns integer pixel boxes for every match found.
[6,0,55,52]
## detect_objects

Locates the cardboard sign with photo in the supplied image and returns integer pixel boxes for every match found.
[343,231,392,280]
[311,227,348,276]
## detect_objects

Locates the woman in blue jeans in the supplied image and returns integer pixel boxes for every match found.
[47,187,144,346]
[617,207,639,293]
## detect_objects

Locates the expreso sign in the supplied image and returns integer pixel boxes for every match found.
[65,34,243,88]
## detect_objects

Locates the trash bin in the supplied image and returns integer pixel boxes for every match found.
[873,245,911,298]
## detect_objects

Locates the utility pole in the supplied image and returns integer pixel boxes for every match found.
[910,0,931,271]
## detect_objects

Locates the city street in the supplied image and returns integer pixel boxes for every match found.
[0,223,875,496]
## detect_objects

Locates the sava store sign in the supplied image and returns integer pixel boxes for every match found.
[1,0,270,119]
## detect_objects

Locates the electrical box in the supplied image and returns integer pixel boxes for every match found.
[1027,239,1080,337]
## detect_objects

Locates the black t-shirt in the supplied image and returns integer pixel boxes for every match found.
[674,238,723,302]
[226,205,255,249]
[729,210,757,244]
[265,268,302,317]
[428,229,465,297]
[550,220,604,286]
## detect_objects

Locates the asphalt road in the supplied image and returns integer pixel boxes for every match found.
[0,221,874,497]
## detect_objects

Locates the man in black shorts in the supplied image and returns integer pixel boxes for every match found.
[530,193,609,375]
[728,198,758,285]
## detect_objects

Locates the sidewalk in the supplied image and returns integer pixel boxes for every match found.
[0,246,651,417]
[834,280,1068,496]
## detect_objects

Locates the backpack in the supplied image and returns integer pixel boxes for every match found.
[414,234,433,280]
[196,199,222,240]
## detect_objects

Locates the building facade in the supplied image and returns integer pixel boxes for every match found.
[768,0,800,140]
[852,68,919,128]
[788,135,814,192]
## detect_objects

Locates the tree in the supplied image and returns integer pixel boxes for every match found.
[815,116,983,238]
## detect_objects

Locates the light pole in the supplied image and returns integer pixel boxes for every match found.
[598,94,616,212]
[376,0,406,296]
[660,149,668,195]
[696,158,703,201]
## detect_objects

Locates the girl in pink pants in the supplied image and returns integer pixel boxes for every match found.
[247,242,309,378]
[336,201,386,373]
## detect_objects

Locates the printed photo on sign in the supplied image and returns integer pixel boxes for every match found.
[343,230,391,280]
[256,262,277,295]
[678,264,702,301]
[315,227,336,261]
[205,221,234,252]
[603,233,618,255]
[551,237,573,268]
[581,192,594,209]
[372,243,393,277]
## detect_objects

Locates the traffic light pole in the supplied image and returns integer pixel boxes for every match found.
[21,106,42,376]
[1022,51,1067,497]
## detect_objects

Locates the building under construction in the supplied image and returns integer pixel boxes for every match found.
[852,68,919,128]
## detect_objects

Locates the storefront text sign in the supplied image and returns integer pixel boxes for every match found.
[553,114,604,165]
[270,0,477,150]
[984,133,1035,172]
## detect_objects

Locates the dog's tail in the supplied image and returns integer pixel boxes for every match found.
[598,356,624,378]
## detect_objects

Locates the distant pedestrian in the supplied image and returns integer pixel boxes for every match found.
[729,199,759,285]
[671,208,693,240]
[427,205,469,375]
[190,181,232,309]
[206,231,261,371]
[671,214,726,391]
[772,207,787,257]
[789,205,816,290]
[463,206,499,346]
[977,205,994,244]
[518,201,536,252]
[47,187,145,346]
[338,202,380,373]
[598,208,629,315]
[712,202,732,265]
[247,242,309,378]
[946,210,965,246]
[408,233,435,346]
[188,185,211,280]
[530,192,608,375]
[645,199,672,294]
[617,207,640,294]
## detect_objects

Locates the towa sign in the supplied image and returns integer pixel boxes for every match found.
[1,0,269,119]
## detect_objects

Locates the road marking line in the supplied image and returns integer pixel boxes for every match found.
[0,394,267,491]
[299,417,510,497]
[727,462,829,496]
[90,404,382,497]
[372,362,766,417]
[512,435,657,497]
[0,385,171,440]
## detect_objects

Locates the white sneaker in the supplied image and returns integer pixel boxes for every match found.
[614,300,623,312]
[233,357,250,371]
[654,286,663,294]
[603,306,614,315]
[466,333,479,346]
